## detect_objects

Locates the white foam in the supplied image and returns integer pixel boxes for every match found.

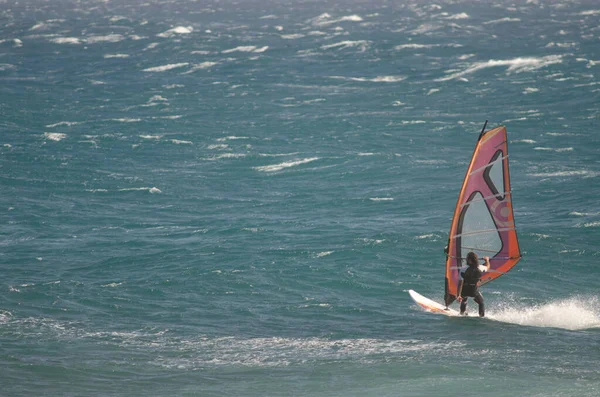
[321,40,369,51]
[205,153,247,160]
[512,139,536,144]
[483,17,521,24]
[489,296,600,330]
[579,10,600,16]
[171,139,193,145]
[394,43,439,50]
[140,135,162,140]
[308,13,363,26]
[533,147,573,152]
[281,34,305,39]
[316,251,333,257]
[222,45,268,54]
[112,118,141,123]
[207,144,228,150]
[216,136,249,141]
[444,13,469,20]
[182,62,218,74]
[104,53,130,59]
[44,132,66,141]
[529,170,598,178]
[426,88,439,95]
[46,121,81,128]
[436,55,563,82]
[523,87,539,94]
[50,37,81,45]
[369,197,393,202]
[85,34,125,44]
[329,75,404,83]
[117,187,162,193]
[143,63,189,72]
[157,26,193,38]
[254,157,319,172]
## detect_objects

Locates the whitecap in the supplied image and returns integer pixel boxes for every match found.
[533,147,573,152]
[329,75,405,83]
[112,118,141,123]
[85,34,125,44]
[523,87,539,94]
[321,40,369,51]
[529,170,597,178]
[216,136,249,141]
[143,63,189,72]
[171,139,193,145]
[444,13,469,20]
[483,18,521,24]
[182,62,218,74]
[281,34,305,39]
[50,37,81,45]
[222,45,267,54]
[104,53,130,59]
[254,157,319,172]
[46,121,81,128]
[308,13,363,26]
[512,139,536,144]
[394,43,439,50]
[207,144,228,150]
[369,198,393,201]
[44,132,66,141]
[316,251,333,257]
[157,26,193,38]
[426,88,439,95]
[436,55,563,82]
[140,135,161,140]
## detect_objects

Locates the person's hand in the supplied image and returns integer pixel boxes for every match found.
[483,256,489,261]
[457,296,463,302]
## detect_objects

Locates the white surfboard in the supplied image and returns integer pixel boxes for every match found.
[408,289,460,316]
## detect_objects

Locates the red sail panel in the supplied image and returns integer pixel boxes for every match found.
[444,126,521,306]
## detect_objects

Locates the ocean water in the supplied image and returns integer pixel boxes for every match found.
[1,0,600,395]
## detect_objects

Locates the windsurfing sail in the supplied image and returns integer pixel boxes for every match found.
[444,125,521,307]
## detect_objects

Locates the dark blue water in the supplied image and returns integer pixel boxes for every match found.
[1,0,600,395]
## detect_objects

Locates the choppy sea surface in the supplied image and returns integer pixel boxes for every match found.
[1,0,600,395]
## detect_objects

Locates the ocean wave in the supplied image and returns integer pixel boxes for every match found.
[483,17,521,25]
[329,75,405,82]
[529,170,598,178]
[254,157,319,172]
[222,45,268,54]
[321,40,369,51]
[44,132,66,141]
[104,53,130,59]
[307,13,363,26]
[281,34,305,39]
[85,34,125,44]
[436,55,563,82]
[489,296,600,330]
[50,37,81,45]
[157,26,193,38]
[142,63,189,72]
[533,147,573,152]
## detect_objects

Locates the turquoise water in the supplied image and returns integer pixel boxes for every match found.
[1,0,600,395]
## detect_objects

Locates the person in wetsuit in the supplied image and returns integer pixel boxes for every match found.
[457,252,490,317]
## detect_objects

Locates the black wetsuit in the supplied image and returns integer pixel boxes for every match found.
[460,265,485,317]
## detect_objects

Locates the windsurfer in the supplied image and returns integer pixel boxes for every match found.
[456,252,490,317]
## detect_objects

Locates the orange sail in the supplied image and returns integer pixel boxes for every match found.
[444,126,521,306]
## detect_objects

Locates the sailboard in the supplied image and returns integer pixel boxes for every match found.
[409,123,522,315]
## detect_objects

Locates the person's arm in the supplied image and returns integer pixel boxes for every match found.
[483,256,491,272]
[457,279,464,302]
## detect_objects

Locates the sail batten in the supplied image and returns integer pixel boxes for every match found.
[444,126,521,307]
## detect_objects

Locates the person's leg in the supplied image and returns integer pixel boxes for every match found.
[474,291,485,317]
[460,297,467,315]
